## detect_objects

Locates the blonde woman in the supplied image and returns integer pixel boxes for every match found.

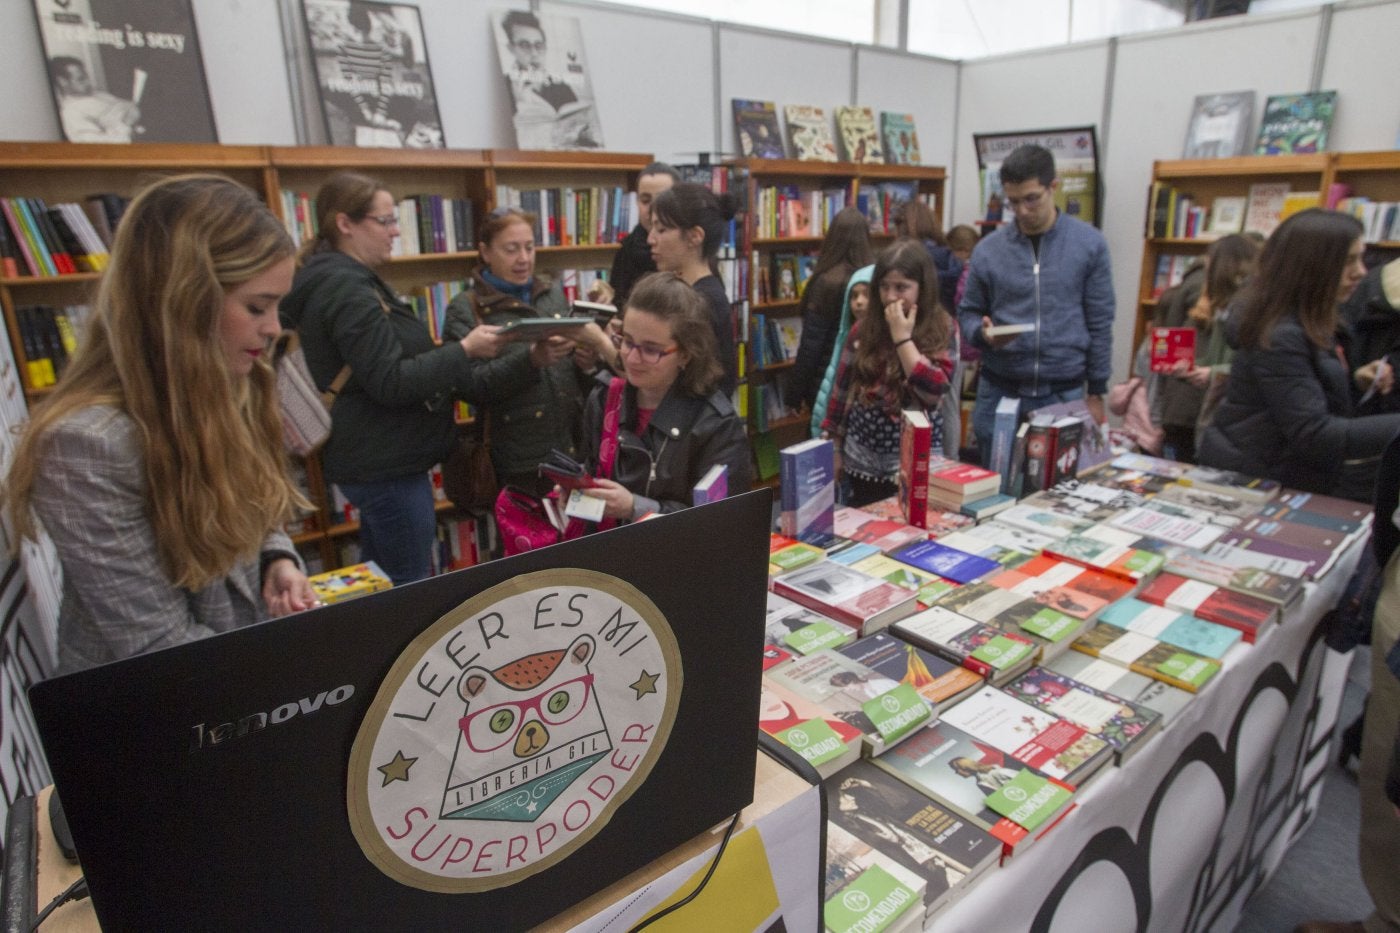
[4,175,316,673]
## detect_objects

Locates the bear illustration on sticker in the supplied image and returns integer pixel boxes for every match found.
[441,633,613,822]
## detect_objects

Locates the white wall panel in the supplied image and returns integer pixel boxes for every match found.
[1320,0,1400,152]
[717,26,852,159]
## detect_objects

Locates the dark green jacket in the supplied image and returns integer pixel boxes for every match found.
[443,270,591,479]
[280,250,537,484]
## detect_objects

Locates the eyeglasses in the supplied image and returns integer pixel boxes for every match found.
[611,333,679,364]
[458,674,594,753]
[1004,190,1049,212]
[512,39,547,52]
[365,213,399,228]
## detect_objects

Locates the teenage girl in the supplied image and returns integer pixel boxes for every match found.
[821,239,956,507]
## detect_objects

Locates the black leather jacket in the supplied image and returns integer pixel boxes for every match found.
[582,378,753,518]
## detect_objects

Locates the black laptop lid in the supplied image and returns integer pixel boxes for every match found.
[29,491,770,931]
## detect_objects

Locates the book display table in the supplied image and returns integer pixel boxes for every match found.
[17,751,821,931]
[933,537,1363,932]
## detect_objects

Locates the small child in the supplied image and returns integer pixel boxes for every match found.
[847,280,870,322]
[822,241,956,507]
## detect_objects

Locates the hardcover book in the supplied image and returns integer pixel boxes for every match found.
[780,438,836,538]
[891,607,1037,686]
[1182,91,1255,159]
[772,560,919,635]
[1004,666,1163,764]
[1254,91,1337,155]
[880,112,922,166]
[838,632,984,708]
[826,760,1001,916]
[1097,598,1243,660]
[1070,623,1222,693]
[1136,572,1276,642]
[1149,327,1196,373]
[1047,417,1084,486]
[1045,651,1195,726]
[1028,399,1115,476]
[899,410,933,529]
[732,98,786,159]
[835,106,885,164]
[938,685,1114,787]
[782,104,839,161]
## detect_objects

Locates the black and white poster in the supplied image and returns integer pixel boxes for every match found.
[302,0,446,149]
[492,10,604,150]
[33,0,218,143]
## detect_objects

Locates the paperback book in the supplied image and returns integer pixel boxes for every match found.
[1003,666,1163,764]
[880,112,922,166]
[932,581,1086,657]
[1151,483,1262,522]
[767,651,930,756]
[835,106,885,163]
[994,504,1094,540]
[308,561,392,604]
[834,506,930,554]
[822,854,924,933]
[1044,525,1166,582]
[899,410,933,529]
[1071,623,1222,693]
[772,560,920,635]
[839,632,984,708]
[850,553,960,606]
[1149,327,1196,373]
[1045,651,1195,726]
[780,438,836,538]
[1178,466,1281,506]
[891,607,1037,686]
[1162,547,1306,607]
[782,104,839,161]
[938,685,1114,787]
[889,539,1002,586]
[1098,598,1243,660]
[1136,571,1276,642]
[1108,506,1227,550]
[760,681,863,778]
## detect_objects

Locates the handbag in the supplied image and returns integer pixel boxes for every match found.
[274,330,350,457]
[496,377,625,556]
[442,416,498,511]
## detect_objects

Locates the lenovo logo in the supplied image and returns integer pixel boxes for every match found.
[190,685,355,752]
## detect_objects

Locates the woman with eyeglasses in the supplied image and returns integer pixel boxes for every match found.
[282,172,540,585]
[578,273,751,522]
[443,207,615,496]
[647,183,740,396]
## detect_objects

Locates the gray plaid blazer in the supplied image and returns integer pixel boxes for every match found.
[30,405,298,674]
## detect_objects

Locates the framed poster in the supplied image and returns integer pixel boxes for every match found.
[302,0,446,149]
[972,127,1101,229]
[33,0,217,143]
[492,10,604,150]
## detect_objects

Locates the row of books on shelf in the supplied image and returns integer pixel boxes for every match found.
[859,184,927,236]
[279,189,477,257]
[1149,252,1197,298]
[747,381,797,433]
[754,250,817,305]
[751,184,849,239]
[1333,194,1400,244]
[0,195,125,279]
[493,184,638,248]
[1144,181,1319,241]
[755,450,1367,925]
[398,269,610,342]
[12,304,90,388]
[749,312,802,368]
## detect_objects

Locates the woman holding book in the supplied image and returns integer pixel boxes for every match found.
[576,273,751,522]
[283,174,538,585]
[3,175,316,673]
[821,239,956,507]
[1153,233,1260,463]
[647,183,740,395]
[790,207,874,412]
[1198,209,1400,500]
[443,207,615,496]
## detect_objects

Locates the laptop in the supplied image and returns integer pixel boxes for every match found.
[30,491,771,930]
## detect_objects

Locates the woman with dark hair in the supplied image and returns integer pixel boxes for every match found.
[443,207,614,495]
[1198,209,1400,500]
[648,183,740,394]
[895,198,962,315]
[1154,233,1261,462]
[821,240,956,506]
[578,273,752,522]
[282,173,539,585]
[789,206,874,410]
[4,175,314,672]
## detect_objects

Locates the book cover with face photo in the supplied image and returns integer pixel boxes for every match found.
[303,0,446,148]
[35,0,218,143]
[492,9,602,150]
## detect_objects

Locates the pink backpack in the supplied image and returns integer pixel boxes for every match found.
[1107,376,1164,455]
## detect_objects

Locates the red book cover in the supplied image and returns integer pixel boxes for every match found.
[1149,327,1196,373]
[899,410,932,529]
[929,458,999,489]
[1137,572,1273,642]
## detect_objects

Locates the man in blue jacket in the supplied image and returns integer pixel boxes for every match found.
[959,144,1114,460]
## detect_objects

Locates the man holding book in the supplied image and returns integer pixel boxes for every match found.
[959,144,1115,462]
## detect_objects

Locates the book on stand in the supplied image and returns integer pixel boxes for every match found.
[1182,91,1255,159]
[782,104,839,161]
[880,112,922,166]
[1254,91,1337,154]
[835,106,885,163]
[732,99,786,159]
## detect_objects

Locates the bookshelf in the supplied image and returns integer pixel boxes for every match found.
[725,157,946,469]
[0,141,652,571]
[1134,151,1400,356]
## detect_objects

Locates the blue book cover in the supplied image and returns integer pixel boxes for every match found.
[781,438,836,538]
[889,539,1000,585]
[1098,598,1242,659]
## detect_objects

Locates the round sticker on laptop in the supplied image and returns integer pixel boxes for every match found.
[347,569,682,892]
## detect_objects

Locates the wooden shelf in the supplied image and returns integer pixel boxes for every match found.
[268,146,490,170]
[754,359,796,374]
[490,150,651,171]
[388,250,479,264]
[0,141,266,170]
[535,243,622,254]
[0,272,102,287]
[753,236,824,247]
[1152,153,1329,179]
[752,299,800,312]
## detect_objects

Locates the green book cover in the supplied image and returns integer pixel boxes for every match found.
[971,634,1034,671]
[785,620,852,655]
[778,718,849,768]
[824,864,919,933]
[861,683,932,745]
[984,769,1073,832]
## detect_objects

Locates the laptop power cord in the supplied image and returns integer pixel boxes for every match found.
[31,876,89,931]
[626,810,743,933]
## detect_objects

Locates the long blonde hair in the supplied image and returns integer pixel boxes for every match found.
[4,174,306,589]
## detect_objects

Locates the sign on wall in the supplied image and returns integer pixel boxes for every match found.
[32,0,218,143]
[972,127,1101,229]
[302,0,447,148]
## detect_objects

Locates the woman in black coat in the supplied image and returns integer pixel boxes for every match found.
[1198,209,1400,501]
[789,207,874,410]
[579,273,752,521]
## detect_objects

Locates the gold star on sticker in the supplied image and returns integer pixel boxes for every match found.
[378,750,417,786]
[630,670,660,699]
